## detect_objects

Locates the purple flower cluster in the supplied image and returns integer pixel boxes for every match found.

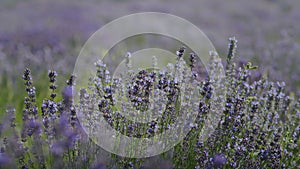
[0,38,299,169]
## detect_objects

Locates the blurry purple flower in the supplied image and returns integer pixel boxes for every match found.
[212,154,227,167]
[62,86,75,100]
[0,153,11,166]
[50,141,65,156]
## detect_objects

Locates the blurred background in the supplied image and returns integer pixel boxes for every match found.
[0,0,299,116]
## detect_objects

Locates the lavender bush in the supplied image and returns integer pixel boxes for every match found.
[0,38,299,169]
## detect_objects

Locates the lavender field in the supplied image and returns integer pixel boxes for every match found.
[0,0,299,168]
[1,0,300,92]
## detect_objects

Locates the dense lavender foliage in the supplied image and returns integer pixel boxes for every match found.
[0,1,299,168]
[0,38,299,168]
